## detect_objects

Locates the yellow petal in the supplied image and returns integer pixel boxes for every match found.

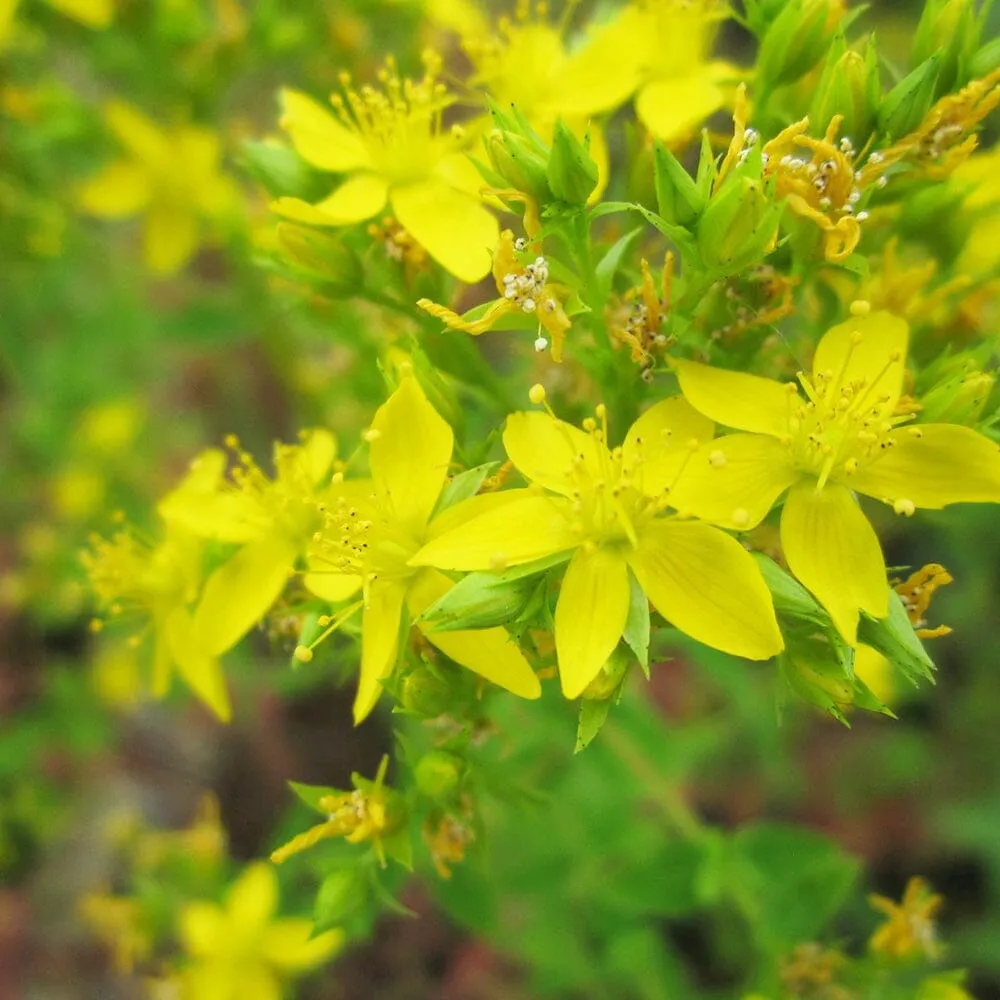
[164,607,231,722]
[300,428,337,484]
[262,919,342,971]
[234,968,281,1000]
[45,0,112,27]
[194,537,296,656]
[635,72,726,142]
[226,862,277,935]
[426,488,536,541]
[780,483,888,644]
[410,494,578,570]
[851,424,1000,509]
[433,152,489,198]
[409,570,541,699]
[502,411,602,497]
[309,173,389,224]
[354,581,406,724]
[673,358,792,437]
[811,312,909,414]
[178,902,224,957]
[370,375,453,536]
[76,160,151,218]
[628,520,783,660]
[390,179,499,283]
[668,434,798,529]
[104,100,168,164]
[622,396,715,497]
[554,547,630,699]
[143,205,199,275]
[303,571,363,602]
[279,89,371,172]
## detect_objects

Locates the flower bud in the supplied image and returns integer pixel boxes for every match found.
[809,35,880,143]
[913,0,980,95]
[756,0,845,89]
[414,751,464,801]
[697,175,783,277]
[547,119,599,205]
[581,645,631,701]
[275,223,361,289]
[921,369,995,425]
[400,665,459,717]
[653,141,705,227]
[485,129,552,203]
[877,54,942,141]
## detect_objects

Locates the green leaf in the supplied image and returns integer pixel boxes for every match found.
[288,781,337,814]
[594,226,643,302]
[382,826,414,870]
[623,570,650,675]
[433,462,499,517]
[313,869,367,935]
[726,821,860,954]
[575,697,614,754]
[857,589,937,686]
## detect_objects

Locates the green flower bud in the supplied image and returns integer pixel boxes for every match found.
[913,0,980,95]
[485,130,551,202]
[779,636,856,720]
[756,0,844,89]
[581,645,631,701]
[654,141,705,227]
[242,139,325,200]
[416,567,539,632]
[809,36,880,143]
[547,119,599,205]
[399,665,458,717]
[697,175,783,277]
[275,223,361,289]
[414,751,464,801]
[878,54,942,141]
[314,869,369,932]
[921,369,995,425]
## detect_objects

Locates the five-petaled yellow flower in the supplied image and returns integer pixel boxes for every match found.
[304,372,540,722]
[77,101,236,275]
[274,55,499,282]
[671,309,1000,642]
[411,391,784,698]
[178,862,341,1000]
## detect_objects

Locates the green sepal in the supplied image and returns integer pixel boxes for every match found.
[857,589,937,686]
[877,54,942,141]
[288,780,338,814]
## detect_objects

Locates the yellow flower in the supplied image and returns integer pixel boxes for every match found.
[670,309,1000,642]
[301,372,540,723]
[273,56,498,282]
[411,390,784,698]
[461,1,638,194]
[82,519,231,721]
[599,0,736,143]
[79,892,151,974]
[1,0,112,45]
[869,876,943,960]
[178,863,341,1000]
[157,431,339,663]
[417,229,571,361]
[271,757,402,865]
[77,101,235,274]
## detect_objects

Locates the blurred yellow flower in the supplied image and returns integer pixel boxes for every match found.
[671,310,1000,642]
[178,862,341,1000]
[157,431,337,662]
[77,101,236,274]
[870,876,943,960]
[274,56,498,282]
[303,372,540,722]
[412,392,784,698]
[1,0,112,48]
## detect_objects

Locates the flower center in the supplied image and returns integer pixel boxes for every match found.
[330,55,455,185]
[784,334,908,489]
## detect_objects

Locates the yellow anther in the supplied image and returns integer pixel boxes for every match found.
[489,553,508,571]
[732,508,750,528]
[893,498,916,517]
[89,618,104,633]
[317,615,331,627]
[850,299,871,317]
[582,417,597,432]
[843,457,859,475]
[528,383,546,405]
[595,403,607,420]
[293,645,314,663]
[850,330,864,345]
[709,449,727,468]
[363,428,382,442]
[224,433,239,448]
